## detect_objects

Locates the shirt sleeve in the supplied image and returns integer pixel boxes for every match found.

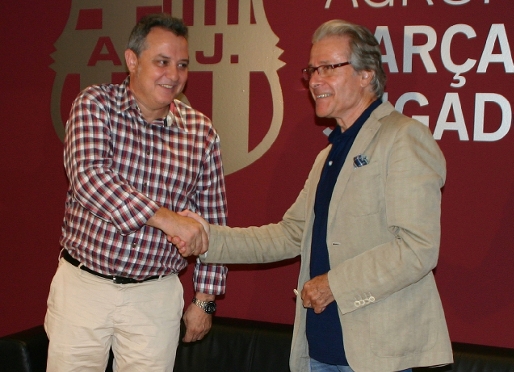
[191,131,228,295]
[63,88,160,236]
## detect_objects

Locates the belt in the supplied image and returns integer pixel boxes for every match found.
[61,249,161,284]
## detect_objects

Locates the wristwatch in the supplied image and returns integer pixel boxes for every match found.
[192,297,216,314]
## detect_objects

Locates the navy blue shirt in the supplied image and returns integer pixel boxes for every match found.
[307,99,381,365]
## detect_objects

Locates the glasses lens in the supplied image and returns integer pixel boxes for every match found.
[318,65,332,77]
[302,67,313,81]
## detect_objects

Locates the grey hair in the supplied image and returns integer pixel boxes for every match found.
[127,13,188,56]
[312,19,386,98]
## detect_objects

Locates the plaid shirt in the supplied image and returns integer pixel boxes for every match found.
[60,77,228,294]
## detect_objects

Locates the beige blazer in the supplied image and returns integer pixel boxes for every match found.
[204,101,453,372]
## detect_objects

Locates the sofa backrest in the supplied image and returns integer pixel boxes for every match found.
[2,317,514,372]
[0,317,293,372]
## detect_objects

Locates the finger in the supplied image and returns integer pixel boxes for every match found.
[182,329,196,343]
[201,229,209,253]
[171,236,186,248]
[183,210,200,221]
[178,247,188,257]
[176,210,189,217]
[313,306,326,314]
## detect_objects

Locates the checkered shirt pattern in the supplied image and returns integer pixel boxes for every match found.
[60,78,228,294]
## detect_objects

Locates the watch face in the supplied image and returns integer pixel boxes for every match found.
[204,301,216,314]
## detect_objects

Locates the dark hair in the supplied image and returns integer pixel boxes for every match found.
[313,19,386,98]
[127,13,188,56]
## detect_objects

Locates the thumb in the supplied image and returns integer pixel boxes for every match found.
[177,210,191,217]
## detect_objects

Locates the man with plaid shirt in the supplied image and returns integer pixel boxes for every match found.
[44,14,227,371]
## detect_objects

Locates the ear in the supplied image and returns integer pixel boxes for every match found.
[360,70,374,88]
[125,49,138,74]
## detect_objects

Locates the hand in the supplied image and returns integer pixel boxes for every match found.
[182,294,214,342]
[170,210,210,256]
[147,207,208,257]
[178,210,210,235]
[300,273,335,314]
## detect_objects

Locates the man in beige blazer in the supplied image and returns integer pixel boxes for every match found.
[176,19,453,372]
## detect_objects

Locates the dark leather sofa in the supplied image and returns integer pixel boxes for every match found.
[1,316,513,372]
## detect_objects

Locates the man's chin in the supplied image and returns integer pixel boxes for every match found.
[157,96,176,107]
[315,108,329,118]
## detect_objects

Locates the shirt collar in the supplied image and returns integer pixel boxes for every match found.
[166,99,188,132]
[118,76,135,113]
[120,76,188,131]
[328,98,382,145]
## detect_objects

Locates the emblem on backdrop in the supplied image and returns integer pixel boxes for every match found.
[51,0,285,175]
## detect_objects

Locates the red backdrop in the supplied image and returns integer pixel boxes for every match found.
[1,0,513,350]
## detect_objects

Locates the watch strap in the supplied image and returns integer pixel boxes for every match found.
[192,297,216,314]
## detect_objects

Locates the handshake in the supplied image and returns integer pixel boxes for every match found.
[171,210,210,257]
[161,209,211,257]
[147,208,209,257]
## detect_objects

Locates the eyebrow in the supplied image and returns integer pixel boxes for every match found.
[154,53,170,61]
[308,60,332,67]
[155,54,189,63]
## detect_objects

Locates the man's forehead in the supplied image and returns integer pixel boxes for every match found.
[145,27,188,45]
[140,30,189,56]
[309,37,349,62]
[312,35,350,50]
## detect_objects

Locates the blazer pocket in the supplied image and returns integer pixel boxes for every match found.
[344,163,383,216]
[369,279,439,357]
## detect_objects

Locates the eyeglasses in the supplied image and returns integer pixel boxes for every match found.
[301,62,351,81]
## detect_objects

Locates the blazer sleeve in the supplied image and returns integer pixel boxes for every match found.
[205,184,308,264]
[204,147,331,264]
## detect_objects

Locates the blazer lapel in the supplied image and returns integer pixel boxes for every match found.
[305,145,331,224]
[327,102,394,222]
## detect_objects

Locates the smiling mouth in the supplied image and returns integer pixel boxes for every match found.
[160,84,174,89]
[316,93,331,99]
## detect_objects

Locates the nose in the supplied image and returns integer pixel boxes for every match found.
[309,71,322,88]
[165,64,180,81]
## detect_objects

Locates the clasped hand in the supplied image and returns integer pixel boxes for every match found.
[298,274,335,314]
[168,210,210,257]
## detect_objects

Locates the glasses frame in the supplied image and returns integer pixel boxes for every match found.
[302,61,351,81]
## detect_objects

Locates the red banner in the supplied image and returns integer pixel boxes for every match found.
[1,0,512,349]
